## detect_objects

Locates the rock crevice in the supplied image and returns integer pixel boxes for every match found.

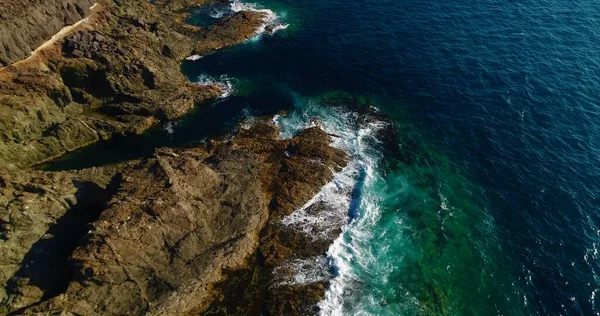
[0,0,96,66]
[0,0,270,168]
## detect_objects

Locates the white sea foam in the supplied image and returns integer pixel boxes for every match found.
[230,0,288,38]
[209,7,229,19]
[275,100,389,308]
[271,114,281,125]
[164,121,175,134]
[185,54,203,61]
[281,165,356,241]
[318,153,384,316]
[272,256,330,287]
[239,108,256,130]
[269,23,290,34]
[193,74,234,98]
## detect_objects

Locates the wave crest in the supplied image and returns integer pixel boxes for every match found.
[231,0,289,37]
[193,74,235,98]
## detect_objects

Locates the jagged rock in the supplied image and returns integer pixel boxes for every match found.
[0,0,96,66]
[0,0,270,168]
[0,121,347,315]
[193,10,269,56]
[0,0,348,314]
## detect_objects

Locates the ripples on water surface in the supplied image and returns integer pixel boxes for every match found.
[46,0,600,314]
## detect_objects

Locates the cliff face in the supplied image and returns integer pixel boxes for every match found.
[0,0,96,66]
[0,0,268,168]
[0,1,350,314]
[0,166,120,313]
[0,121,348,315]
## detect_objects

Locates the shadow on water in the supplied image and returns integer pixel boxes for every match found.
[348,166,366,222]
[40,80,297,171]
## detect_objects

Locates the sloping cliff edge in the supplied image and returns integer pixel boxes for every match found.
[0,0,267,168]
[0,122,347,314]
[0,0,350,315]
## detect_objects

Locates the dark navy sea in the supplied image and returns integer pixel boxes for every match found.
[46,0,600,314]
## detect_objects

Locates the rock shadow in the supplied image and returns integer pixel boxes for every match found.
[5,174,121,315]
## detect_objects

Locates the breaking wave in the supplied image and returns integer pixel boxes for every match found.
[184,1,288,60]
[192,74,235,98]
[185,54,203,61]
[272,256,331,287]
[274,98,390,313]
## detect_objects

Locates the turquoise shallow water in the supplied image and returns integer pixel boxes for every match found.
[46,0,600,314]
[272,93,517,315]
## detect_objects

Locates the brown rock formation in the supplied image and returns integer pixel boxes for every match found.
[0,1,349,314]
[0,0,269,168]
[202,124,351,316]
[0,121,347,315]
[0,166,120,313]
[0,0,96,66]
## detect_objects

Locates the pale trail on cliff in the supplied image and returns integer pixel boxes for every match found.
[192,74,235,98]
[274,99,390,314]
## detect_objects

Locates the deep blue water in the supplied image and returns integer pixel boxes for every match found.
[47,0,600,314]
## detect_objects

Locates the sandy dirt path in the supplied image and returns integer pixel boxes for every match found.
[1,2,98,70]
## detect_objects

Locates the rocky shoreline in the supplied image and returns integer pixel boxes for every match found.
[0,0,271,168]
[0,0,350,314]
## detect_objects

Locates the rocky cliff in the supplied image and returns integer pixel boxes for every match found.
[0,0,349,314]
[0,0,96,66]
[0,121,347,314]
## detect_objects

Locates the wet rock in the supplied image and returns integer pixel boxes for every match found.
[0,0,96,66]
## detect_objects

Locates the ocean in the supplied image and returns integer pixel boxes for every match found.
[46,0,600,314]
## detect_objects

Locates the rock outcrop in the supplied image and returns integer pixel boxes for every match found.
[0,0,96,66]
[0,0,269,168]
[0,0,350,314]
[0,121,347,314]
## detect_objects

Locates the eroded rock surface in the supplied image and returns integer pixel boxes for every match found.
[0,0,268,168]
[0,1,349,314]
[0,121,347,315]
[0,166,120,313]
[0,0,97,66]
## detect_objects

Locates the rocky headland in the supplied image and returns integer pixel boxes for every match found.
[1,122,347,315]
[0,0,269,168]
[0,0,350,314]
